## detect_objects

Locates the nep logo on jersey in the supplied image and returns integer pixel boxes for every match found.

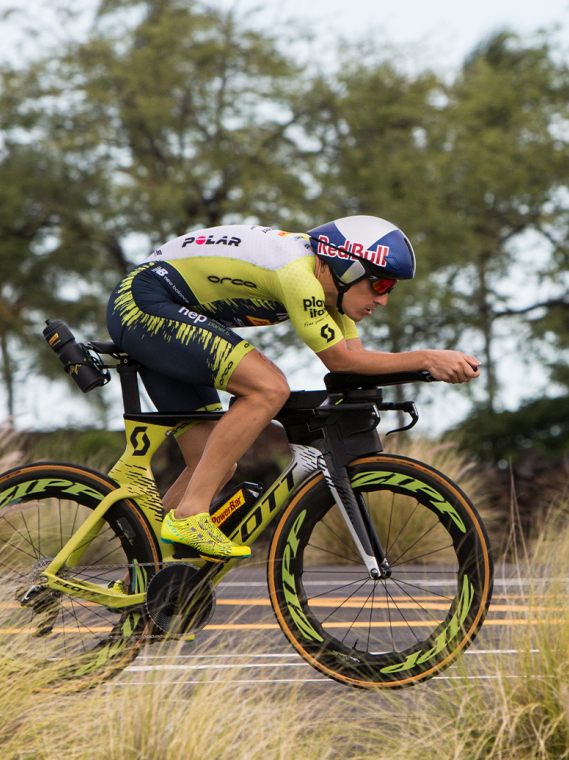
[316,235,389,268]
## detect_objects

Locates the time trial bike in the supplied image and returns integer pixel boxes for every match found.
[0,320,493,689]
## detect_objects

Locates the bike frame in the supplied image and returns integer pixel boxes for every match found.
[38,349,428,610]
[40,415,327,610]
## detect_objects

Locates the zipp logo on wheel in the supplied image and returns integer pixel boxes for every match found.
[320,325,335,343]
[130,426,150,456]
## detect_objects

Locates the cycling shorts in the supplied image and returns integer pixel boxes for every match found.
[107,264,255,421]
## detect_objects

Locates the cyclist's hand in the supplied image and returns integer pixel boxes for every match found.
[423,350,481,384]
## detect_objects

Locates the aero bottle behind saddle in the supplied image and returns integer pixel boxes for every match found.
[209,483,263,537]
[43,319,107,393]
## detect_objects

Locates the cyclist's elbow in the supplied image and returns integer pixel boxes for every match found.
[318,347,352,373]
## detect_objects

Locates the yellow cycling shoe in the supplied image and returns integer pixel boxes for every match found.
[160,511,251,561]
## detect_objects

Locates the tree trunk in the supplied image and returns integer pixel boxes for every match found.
[477,254,497,412]
[0,331,14,418]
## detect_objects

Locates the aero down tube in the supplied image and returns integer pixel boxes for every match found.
[212,444,322,585]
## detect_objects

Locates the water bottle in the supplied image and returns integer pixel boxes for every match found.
[43,319,107,393]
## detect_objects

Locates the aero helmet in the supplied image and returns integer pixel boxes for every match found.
[307,215,415,312]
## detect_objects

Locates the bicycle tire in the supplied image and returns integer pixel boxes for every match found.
[268,454,493,689]
[0,463,161,686]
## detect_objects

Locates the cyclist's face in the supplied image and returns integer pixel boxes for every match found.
[342,278,389,321]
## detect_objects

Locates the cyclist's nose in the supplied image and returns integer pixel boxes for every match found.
[374,294,389,307]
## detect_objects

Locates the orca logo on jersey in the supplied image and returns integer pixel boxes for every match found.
[208,276,257,289]
[182,235,241,248]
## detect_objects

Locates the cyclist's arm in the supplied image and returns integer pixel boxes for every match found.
[317,340,480,384]
[346,337,365,352]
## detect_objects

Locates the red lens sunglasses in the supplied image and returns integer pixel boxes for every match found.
[370,278,397,295]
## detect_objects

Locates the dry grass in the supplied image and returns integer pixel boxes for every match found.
[4,431,569,758]
[0,421,25,473]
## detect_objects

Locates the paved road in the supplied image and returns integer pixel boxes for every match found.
[114,562,543,691]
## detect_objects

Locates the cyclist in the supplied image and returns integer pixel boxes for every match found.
[107,215,480,564]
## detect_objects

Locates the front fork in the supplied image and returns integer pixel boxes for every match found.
[317,454,390,580]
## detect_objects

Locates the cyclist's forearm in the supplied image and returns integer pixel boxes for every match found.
[318,346,428,374]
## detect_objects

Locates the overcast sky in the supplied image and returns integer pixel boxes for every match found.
[2,0,569,71]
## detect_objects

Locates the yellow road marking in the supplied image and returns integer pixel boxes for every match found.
[0,618,554,635]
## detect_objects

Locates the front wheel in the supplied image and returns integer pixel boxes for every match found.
[268,454,493,689]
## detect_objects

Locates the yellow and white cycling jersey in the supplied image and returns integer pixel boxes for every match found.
[141,224,359,353]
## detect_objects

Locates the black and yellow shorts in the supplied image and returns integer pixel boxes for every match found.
[107,264,254,419]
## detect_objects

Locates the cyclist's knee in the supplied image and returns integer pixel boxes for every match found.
[259,377,290,412]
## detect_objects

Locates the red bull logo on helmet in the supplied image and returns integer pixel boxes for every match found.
[317,235,389,268]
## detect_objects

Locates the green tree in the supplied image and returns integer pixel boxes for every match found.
[0,0,312,419]
[302,33,569,412]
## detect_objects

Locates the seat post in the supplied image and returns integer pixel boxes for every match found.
[117,358,142,414]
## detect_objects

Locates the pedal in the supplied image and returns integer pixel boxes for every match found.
[171,543,202,560]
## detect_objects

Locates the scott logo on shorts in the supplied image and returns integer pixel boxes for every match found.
[178,307,208,323]
[303,296,326,318]
[208,276,257,289]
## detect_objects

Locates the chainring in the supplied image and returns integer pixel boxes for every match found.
[145,563,216,637]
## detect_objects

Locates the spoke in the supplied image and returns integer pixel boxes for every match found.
[391,543,455,567]
[366,580,377,653]
[59,504,63,558]
[0,533,40,562]
[70,501,80,538]
[318,578,370,626]
[306,543,364,566]
[0,558,29,579]
[383,585,420,644]
[386,491,395,552]
[65,595,117,627]
[389,577,456,601]
[388,518,443,567]
[386,500,420,557]
[0,516,41,559]
[65,595,88,654]
[19,512,39,561]
[381,578,395,652]
[84,543,123,566]
[318,517,362,562]
[69,524,117,565]
[306,576,371,601]
[302,569,370,574]
[341,585,375,645]
[389,576,444,623]
[70,567,127,583]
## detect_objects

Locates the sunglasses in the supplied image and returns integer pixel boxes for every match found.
[370,278,397,295]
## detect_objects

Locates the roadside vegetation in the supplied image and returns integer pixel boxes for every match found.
[2,515,569,760]
[0,428,568,758]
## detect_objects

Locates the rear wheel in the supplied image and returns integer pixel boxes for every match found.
[0,463,161,686]
[268,454,493,689]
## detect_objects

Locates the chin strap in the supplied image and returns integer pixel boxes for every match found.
[316,255,352,315]
[330,273,350,315]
